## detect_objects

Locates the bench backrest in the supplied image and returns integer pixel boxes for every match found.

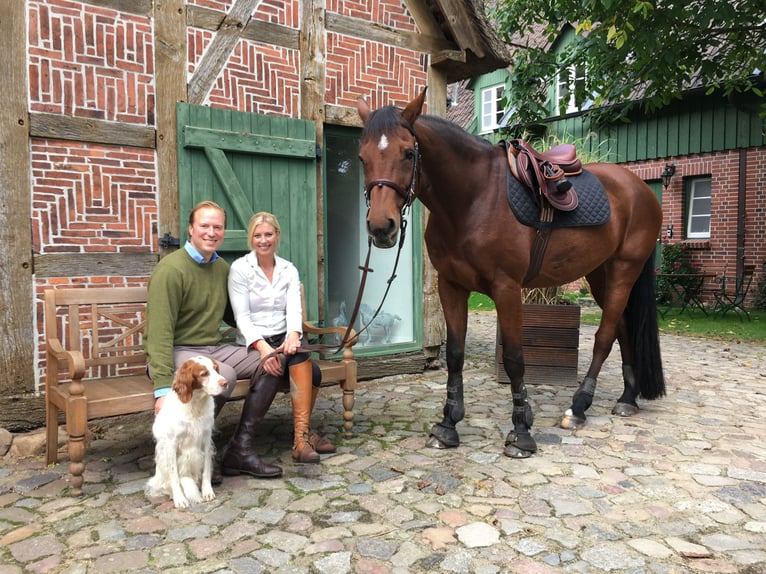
[44,287,149,383]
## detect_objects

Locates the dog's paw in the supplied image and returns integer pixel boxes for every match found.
[173,495,190,509]
[202,489,216,502]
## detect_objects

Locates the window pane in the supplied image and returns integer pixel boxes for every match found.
[325,128,416,348]
[686,178,711,238]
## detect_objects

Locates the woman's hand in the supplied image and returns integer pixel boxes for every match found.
[258,343,284,376]
[283,333,301,356]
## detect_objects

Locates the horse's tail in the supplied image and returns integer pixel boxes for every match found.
[626,255,666,399]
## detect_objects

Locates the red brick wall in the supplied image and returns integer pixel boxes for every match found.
[626,146,766,306]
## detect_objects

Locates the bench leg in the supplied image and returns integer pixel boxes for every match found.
[341,363,356,438]
[45,401,59,466]
[66,396,88,496]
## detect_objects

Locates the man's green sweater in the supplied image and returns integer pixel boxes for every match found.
[144,248,230,392]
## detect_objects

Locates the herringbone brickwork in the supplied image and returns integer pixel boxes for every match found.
[30,141,157,253]
[28,0,154,123]
[329,0,418,31]
[326,33,428,108]
[189,30,301,115]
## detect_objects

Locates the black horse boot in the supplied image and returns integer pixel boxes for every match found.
[221,374,282,478]
[290,360,320,463]
[307,384,336,454]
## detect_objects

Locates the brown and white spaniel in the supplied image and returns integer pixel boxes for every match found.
[145,356,227,508]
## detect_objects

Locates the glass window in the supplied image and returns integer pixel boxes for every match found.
[324,127,419,350]
[481,86,505,133]
[686,177,711,239]
[556,65,586,115]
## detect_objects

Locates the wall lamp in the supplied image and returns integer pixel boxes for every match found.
[661,162,677,189]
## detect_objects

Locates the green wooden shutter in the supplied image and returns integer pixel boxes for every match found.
[176,103,319,314]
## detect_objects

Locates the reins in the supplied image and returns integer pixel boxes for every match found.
[260,135,419,370]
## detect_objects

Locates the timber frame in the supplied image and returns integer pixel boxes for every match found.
[0,0,509,431]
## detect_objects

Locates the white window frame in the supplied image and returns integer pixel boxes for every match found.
[480,85,504,133]
[556,64,586,115]
[686,177,712,239]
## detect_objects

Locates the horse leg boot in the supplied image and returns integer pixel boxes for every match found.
[290,360,320,463]
[305,362,335,454]
[221,374,282,478]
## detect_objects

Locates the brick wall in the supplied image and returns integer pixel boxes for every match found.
[626,146,766,306]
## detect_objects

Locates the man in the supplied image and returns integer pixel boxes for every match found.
[144,200,282,479]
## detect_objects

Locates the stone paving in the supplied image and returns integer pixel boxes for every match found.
[1,311,765,574]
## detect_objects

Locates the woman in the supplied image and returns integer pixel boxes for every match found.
[226,212,335,464]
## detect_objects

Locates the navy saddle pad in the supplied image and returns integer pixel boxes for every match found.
[505,165,611,228]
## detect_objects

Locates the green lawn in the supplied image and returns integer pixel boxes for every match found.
[467,292,766,343]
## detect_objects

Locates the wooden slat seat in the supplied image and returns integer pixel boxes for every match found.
[44,286,357,496]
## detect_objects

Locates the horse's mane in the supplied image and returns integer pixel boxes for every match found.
[363,106,495,152]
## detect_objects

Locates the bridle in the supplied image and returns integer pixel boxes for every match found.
[363,135,420,213]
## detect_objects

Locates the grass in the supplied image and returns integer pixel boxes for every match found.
[468,291,766,342]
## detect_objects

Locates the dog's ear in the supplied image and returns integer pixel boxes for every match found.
[173,360,197,404]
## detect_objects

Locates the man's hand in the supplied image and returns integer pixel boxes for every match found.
[154,395,166,416]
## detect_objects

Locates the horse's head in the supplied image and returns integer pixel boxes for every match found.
[357,88,427,248]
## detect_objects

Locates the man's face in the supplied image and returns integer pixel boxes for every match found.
[188,207,225,261]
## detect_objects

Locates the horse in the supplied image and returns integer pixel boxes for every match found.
[356,88,665,458]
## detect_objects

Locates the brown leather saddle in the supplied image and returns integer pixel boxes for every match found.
[507,139,582,211]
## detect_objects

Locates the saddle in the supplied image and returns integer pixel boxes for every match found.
[507,139,582,211]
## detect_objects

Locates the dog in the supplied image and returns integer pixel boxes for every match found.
[145,356,227,509]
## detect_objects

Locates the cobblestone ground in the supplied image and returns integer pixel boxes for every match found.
[1,311,765,573]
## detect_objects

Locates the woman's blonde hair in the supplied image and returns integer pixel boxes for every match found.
[247,211,281,251]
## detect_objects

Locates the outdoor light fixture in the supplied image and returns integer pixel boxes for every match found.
[661,162,677,188]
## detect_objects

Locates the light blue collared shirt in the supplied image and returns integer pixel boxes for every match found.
[184,240,219,264]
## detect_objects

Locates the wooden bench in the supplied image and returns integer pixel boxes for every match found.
[44,286,357,495]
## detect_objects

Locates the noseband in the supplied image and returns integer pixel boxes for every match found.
[363,139,420,215]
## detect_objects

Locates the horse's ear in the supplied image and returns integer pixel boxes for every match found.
[402,87,427,126]
[357,96,371,123]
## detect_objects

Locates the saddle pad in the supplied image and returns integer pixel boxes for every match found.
[505,165,611,228]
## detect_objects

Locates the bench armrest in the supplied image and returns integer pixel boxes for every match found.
[46,337,87,381]
[303,321,357,347]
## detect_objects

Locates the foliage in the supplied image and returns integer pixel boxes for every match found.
[656,241,700,302]
[490,0,766,125]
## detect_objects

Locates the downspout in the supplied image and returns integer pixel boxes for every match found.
[736,148,747,279]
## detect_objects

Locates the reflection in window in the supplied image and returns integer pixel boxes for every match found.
[556,64,587,115]
[686,177,711,239]
[324,127,416,349]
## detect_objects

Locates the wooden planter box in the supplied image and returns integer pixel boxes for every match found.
[495,304,580,386]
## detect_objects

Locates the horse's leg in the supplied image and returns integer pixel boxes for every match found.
[426,280,468,449]
[496,288,537,458]
[561,268,624,429]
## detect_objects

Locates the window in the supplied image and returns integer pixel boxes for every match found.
[324,126,421,351]
[686,177,711,238]
[556,64,586,115]
[481,86,505,132]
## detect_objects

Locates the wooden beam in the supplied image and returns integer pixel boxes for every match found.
[0,0,34,393]
[187,0,262,105]
[325,104,364,128]
[34,253,158,279]
[188,6,300,50]
[301,0,327,315]
[326,12,455,54]
[432,0,484,57]
[29,112,156,148]
[154,0,187,258]
[79,0,153,17]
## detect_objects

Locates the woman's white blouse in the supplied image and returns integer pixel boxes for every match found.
[228,251,303,347]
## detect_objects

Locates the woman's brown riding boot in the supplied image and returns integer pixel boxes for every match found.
[290,360,320,463]
[307,385,336,454]
[221,373,282,478]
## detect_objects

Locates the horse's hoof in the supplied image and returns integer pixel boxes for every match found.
[504,431,536,458]
[612,402,639,417]
[560,409,586,430]
[426,436,450,449]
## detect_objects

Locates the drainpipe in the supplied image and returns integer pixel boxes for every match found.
[736,148,747,278]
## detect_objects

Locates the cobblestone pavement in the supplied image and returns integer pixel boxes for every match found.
[1,311,765,574]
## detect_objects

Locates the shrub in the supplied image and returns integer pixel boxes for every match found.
[656,241,700,302]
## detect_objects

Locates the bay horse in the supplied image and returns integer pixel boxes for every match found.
[357,88,665,458]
